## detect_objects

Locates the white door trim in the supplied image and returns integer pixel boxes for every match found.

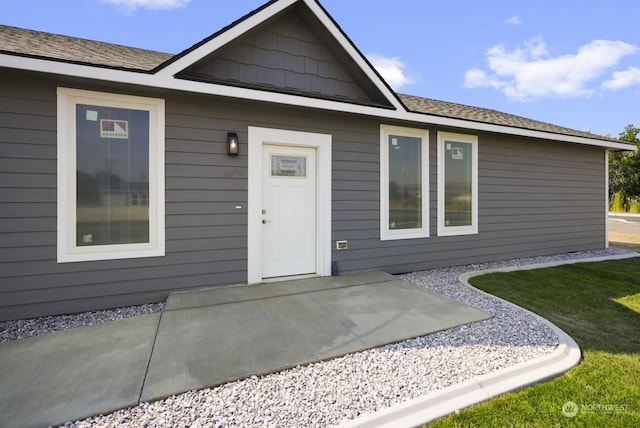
[247,126,332,284]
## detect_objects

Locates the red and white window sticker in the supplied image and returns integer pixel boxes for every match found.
[100,119,129,139]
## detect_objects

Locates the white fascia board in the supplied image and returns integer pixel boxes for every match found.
[1,52,631,151]
[156,0,298,78]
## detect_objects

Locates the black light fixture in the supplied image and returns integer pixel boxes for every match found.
[227,132,239,156]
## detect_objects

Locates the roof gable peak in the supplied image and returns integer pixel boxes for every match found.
[156,0,403,109]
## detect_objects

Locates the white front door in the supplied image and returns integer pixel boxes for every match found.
[247,126,332,284]
[261,144,317,278]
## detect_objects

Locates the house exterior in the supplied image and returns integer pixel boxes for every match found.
[0,0,633,321]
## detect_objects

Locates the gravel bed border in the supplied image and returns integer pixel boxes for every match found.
[0,303,164,343]
[1,248,634,427]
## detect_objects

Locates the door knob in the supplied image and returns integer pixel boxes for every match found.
[262,219,271,224]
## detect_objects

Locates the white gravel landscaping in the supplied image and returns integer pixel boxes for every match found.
[1,248,633,427]
[0,303,164,343]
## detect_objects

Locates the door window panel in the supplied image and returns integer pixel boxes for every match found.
[271,155,307,177]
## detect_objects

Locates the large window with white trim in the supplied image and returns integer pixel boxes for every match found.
[380,125,429,240]
[57,88,165,262]
[437,131,478,236]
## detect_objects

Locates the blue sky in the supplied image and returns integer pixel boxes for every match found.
[4,0,640,137]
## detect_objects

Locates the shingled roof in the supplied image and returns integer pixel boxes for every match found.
[0,24,623,144]
[0,25,171,71]
[397,94,609,141]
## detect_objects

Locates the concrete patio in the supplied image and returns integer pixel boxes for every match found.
[0,270,490,428]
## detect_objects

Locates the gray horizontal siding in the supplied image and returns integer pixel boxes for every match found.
[0,75,253,320]
[1,72,379,320]
[0,71,607,321]
[331,129,606,274]
[0,76,58,290]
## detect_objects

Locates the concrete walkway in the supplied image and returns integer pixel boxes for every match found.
[0,271,490,428]
[609,212,640,252]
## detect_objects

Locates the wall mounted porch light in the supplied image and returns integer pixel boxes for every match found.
[227,132,239,156]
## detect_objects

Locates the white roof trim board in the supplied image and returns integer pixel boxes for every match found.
[0,0,633,151]
[155,0,404,111]
[155,0,298,79]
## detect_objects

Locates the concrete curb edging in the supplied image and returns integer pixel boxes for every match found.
[337,253,639,428]
[608,212,640,218]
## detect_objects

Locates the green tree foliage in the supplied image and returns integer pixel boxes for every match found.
[609,125,640,202]
[610,189,628,212]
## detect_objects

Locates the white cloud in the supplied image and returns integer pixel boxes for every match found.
[602,66,640,89]
[505,16,522,25]
[464,37,638,101]
[367,54,416,90]
[103,0,191,12]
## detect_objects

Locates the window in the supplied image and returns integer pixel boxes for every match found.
[380,125,429,240]
[57,88,165,262]
[271,155,307,177]
[437,132,478,236]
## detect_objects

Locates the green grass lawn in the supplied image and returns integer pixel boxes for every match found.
[427,257,640,427]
